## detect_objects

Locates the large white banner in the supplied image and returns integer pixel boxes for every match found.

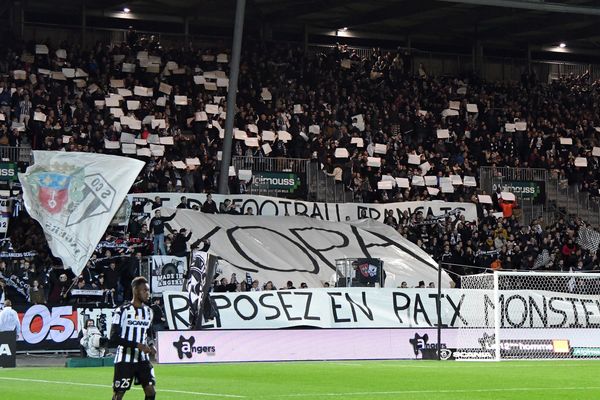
[19,152,144,275]
[164,211,446,289]
[128,193,478,223]
[162,288,600,331]
[151,255,187,293]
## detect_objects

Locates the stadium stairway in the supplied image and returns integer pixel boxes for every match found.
[546,178,600,229]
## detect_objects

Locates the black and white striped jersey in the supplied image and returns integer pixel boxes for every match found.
[110,303,153,363]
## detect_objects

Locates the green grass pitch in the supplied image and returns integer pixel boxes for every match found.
[1,360,600,399]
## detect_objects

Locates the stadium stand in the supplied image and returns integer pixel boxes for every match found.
[1,31,600,308]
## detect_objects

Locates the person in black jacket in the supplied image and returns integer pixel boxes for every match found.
[201,194,218,214]
[149,209,177,255]
[172,228,192,257]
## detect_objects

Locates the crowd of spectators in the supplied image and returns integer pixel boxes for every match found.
[0,32,600,307]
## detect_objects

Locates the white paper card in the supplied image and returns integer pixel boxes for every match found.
[121,143,137,154]
[194,112,208,122]
[441,109,459,117]
[427,187,440,196]
[367,157,381,167]
[152,119,166,129]
[33,112,47,122]
[420,162,432,174]
[150,144,165,156]
[245,138,260,147]
[309,125,320,134]
[277,131,292,142]
[174,96,188,105]
[374,144,387,154]
[261,88,272,101]
[463,176,477,187]
[395,178,410,188]
[104,139,120,149]
[412,176,425,186]
[247,124,258,134]
[560,137,573,145]
[126,100,140,110]
[106,96,121,107]
[593,147,600,157]
[441,183,454,193]
[436,129,449,139]
[575,157,588,167]
[185,157,201,166]
[501,192,516,202]
[134,86,153,97]
[205,104,219,114]
[466,103,478,113]
[122,63,135,73]
[262,143,272,155]
[424,176,437,186]
[159,136,174,145]
[449,101,460,110]
[478,195,493,204]
[238,170,252,181]
[450,175,463,185]
[172,161,187,169]
[35,44,49,54]
[234,129,247,140]
[110,108,124,117]
[335,148,349,158]
[350,137,364,147]
[262,131,276,141]
[408,154,421,165]
[120,132,136,143]
[137,148,152,157]
[515,122,527,131]
[378,181,393,190]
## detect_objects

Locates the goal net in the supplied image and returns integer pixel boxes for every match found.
[454,271,600,361]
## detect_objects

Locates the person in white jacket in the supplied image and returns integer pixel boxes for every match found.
[0,299,20,337]
[79,319,106,358]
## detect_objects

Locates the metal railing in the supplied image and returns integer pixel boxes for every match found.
[479,166,600,228]
[546,177,600,229]
[0,145,32,164]
[307,161,352,203]
[232,156,310,199]
[231,156,353,203]
[479,166,549,225]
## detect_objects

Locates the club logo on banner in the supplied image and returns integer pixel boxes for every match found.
[151,256,187,293]
[19,151,144,275]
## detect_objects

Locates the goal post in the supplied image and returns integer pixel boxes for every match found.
[455,271,600,361]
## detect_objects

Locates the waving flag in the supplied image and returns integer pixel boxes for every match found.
[19,151,144,275]
[185,251,218,329]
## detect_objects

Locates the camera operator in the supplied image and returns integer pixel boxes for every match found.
[79,319,108,358]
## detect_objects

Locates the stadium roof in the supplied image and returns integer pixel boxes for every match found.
[20,0,600,54]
